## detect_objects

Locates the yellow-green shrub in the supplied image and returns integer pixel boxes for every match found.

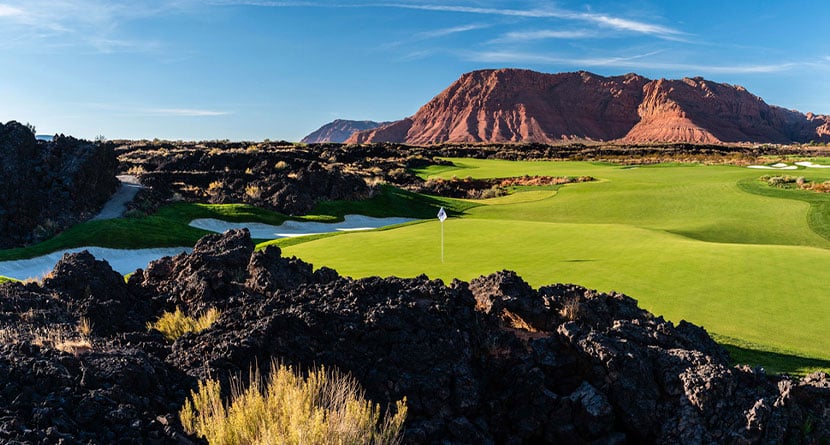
[180,362,407,445]
[147,307,220,341]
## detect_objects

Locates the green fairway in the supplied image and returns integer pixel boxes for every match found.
[282,159,830,374]
[4,158,830,374]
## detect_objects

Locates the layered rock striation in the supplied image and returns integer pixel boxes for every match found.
[347,69,830,145]
[1,229,828,443]
[0,121,119,248]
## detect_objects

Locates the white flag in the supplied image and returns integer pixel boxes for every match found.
[437,207,447,222]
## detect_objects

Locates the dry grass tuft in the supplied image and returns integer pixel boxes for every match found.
[180,361,407,445]
[30,325,93,356]
[560,297,581,321]
[147,307,220,341]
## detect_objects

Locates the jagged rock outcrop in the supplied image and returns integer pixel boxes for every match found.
[117,141,438,216]
[0,121,119,248]
[346,69,830,145]
[301,119,391,143]
[1,229,829,443]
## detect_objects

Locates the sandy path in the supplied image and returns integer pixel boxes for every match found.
[92,175,142,220]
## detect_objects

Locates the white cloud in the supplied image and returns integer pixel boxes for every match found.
[465,50,802,74]
[0,4,23,16]
[490,29,594,43]
[146,108,231,117]
[376,3,684,39]
[417,23,487,39]
[214,2,685,39]
[0,1,186,53]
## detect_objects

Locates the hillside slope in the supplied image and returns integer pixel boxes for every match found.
[347,69,830,145]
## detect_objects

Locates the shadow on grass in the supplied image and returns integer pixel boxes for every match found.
[718,341,830,377]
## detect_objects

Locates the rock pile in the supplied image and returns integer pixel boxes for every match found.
[0,229,828,443]
[116,142,439,216]
[0,121,118,248]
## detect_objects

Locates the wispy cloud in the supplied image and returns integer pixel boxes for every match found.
[0,4,23,16]
[0,1,186,53]
[376,3,684,39]
[417,23,488,39]
[213,1,685,39]
[466,50,802,74]
[490,29,595,43]
[146,108,231,117]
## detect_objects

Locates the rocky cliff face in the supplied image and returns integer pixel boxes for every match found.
[0,121,119,248]
[347,69,830,145]
[1,229,828,443]
[301,119,390,143]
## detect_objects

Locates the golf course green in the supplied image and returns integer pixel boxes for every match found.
[3,157,830,374]
[278,159,830,374]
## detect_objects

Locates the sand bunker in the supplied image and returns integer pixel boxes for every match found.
[747,163,798,170]
[795,161,830,168]
[189,215,416,239]
[0,215,416,281]
[748,161,830,170]
[0,247,191,281]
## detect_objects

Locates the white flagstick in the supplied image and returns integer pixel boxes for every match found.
[437,207,447,262]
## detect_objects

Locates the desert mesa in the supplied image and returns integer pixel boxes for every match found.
[342,69,830,145]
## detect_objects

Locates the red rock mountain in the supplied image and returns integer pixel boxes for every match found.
[346,69,830,145]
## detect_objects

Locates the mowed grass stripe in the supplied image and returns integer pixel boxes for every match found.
[424,160,830,248]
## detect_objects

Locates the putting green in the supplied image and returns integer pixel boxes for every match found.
[283,159,830,369]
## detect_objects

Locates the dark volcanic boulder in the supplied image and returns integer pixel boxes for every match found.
[143,230,830,444]
[41,251,147,336]
[0,121,118,248]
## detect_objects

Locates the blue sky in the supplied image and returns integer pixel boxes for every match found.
[1,1,828,141]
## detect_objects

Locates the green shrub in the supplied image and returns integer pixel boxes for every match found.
[147,307,219,341]
[180,362,407,445]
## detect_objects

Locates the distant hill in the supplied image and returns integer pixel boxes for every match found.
[347,69,830,145]
[301,119,391,143]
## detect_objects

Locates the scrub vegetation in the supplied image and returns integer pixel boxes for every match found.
[147,307,221,341]
[180,362,407,445]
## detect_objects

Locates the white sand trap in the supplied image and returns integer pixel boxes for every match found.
[795,161,830,168]
[189,215,417,239]
[0,247,191,281]
[747,163,798,170]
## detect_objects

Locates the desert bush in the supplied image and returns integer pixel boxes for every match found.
[180,361,407,445]
[560,297,581,321]
[245,184,262,200]
[147,307,220,341]
[208,181,224,191]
